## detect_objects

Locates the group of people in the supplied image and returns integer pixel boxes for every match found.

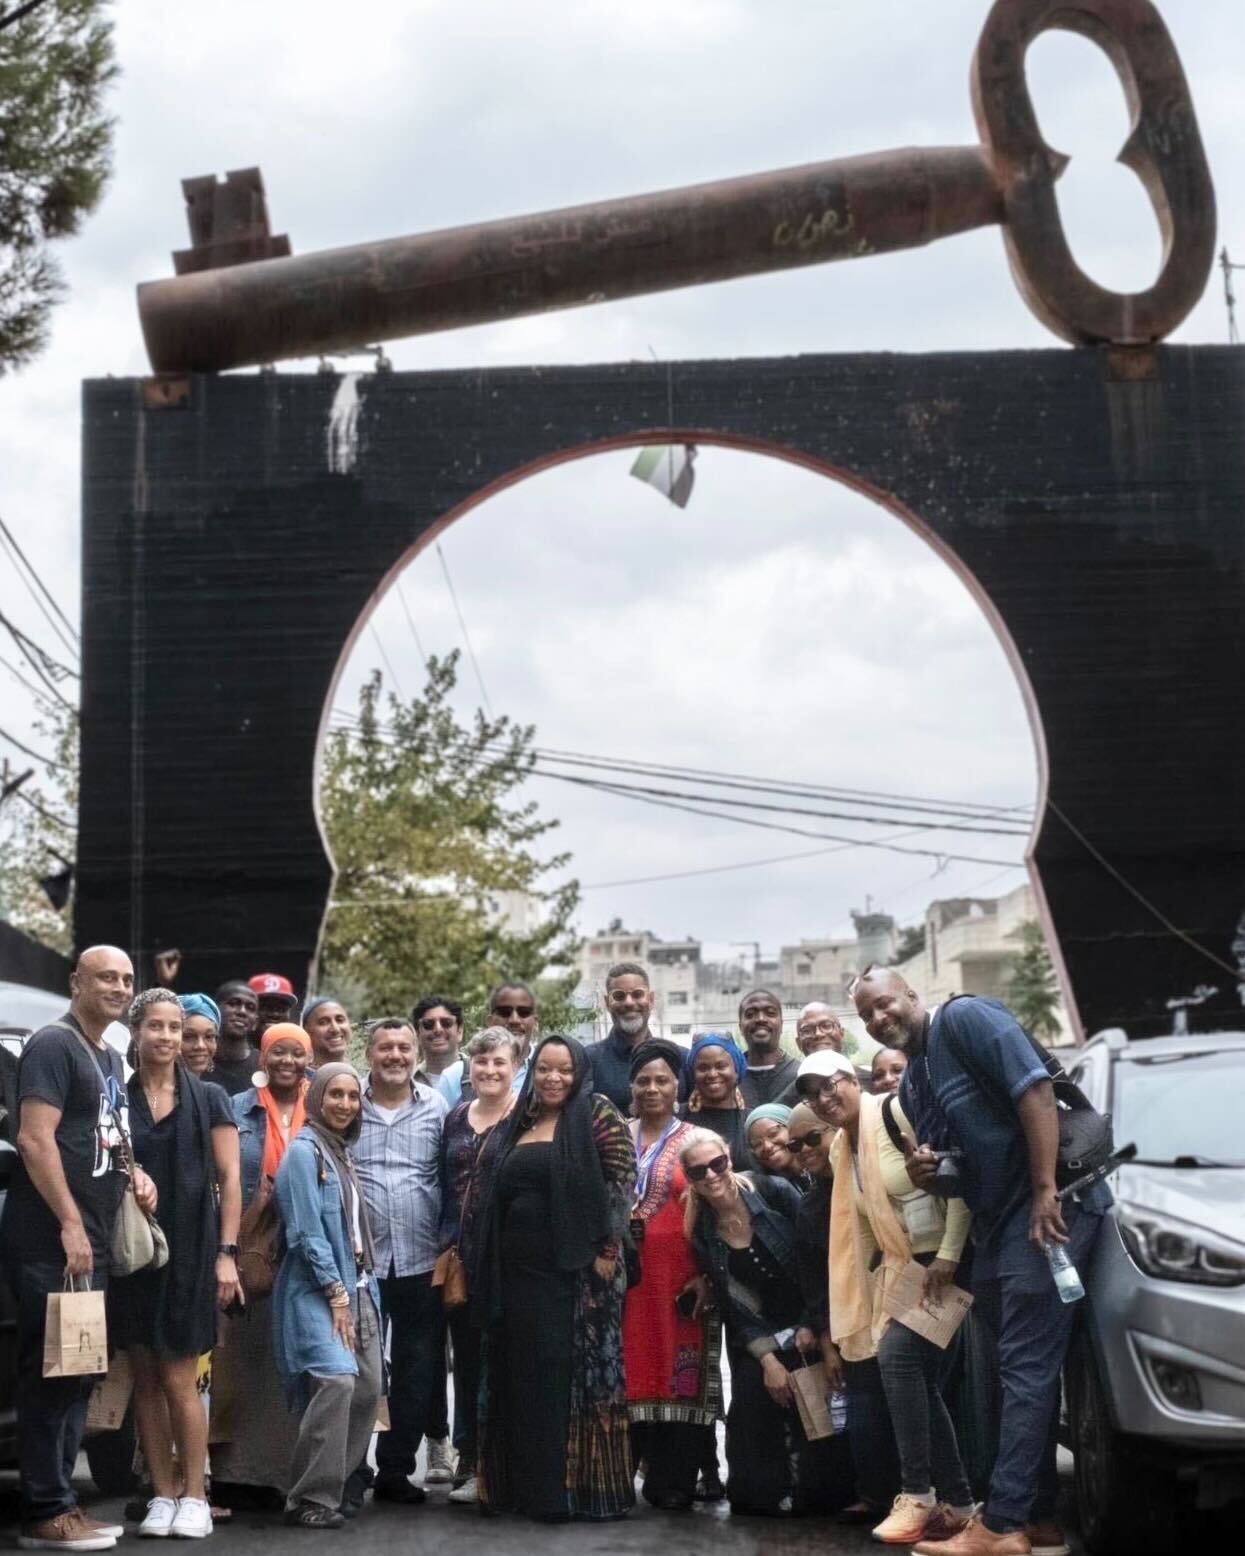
[3,948,1109,1556]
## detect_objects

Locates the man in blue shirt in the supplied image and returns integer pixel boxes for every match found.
[585,961,655,1112]
[853,967,1108,1556]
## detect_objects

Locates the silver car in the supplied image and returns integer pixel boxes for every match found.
[1065,1031,1245,1553]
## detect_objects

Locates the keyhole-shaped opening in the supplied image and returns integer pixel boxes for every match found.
[1026,29,1162,294]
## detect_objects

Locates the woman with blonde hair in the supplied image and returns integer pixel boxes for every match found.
[681,1128,848,1517]
[821,1056,975,1547]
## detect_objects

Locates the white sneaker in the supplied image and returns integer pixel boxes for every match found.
[447,1476,478,1504]
[138,1499,179,1539]
[169,1500,212,1540]
[423,1438,456,1485]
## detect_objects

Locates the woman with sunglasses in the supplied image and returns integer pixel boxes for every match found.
[821,1050,975,1547]
[474,1035,636,1521]
[621,1041,718,1511]
[680,1128,835,1517]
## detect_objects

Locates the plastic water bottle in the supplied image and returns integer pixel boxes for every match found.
[1045,1241,1085,1303]
[828,1389,849,1434]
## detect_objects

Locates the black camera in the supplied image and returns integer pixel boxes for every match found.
[931,1149,965,1199]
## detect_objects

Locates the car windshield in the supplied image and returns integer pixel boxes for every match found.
[1116,1050,1245,1164]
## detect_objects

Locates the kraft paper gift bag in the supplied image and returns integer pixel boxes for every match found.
[790,1359,835,1441]
[87,1352,134,1429]
[43,1282,108,1378]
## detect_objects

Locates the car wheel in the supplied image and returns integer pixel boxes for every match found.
[1068,1335,1177,1555]
[85,1408,138,1495]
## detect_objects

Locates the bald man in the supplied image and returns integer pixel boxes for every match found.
[1,946,157,1550]
[852,967,1107,1556]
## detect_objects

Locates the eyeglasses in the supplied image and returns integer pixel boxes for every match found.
[492,1004,534,1019]
[789,1129,828,1153]
[811,1074,854,1094]
[419,1016,458,1030]
[686,1154,730,1183]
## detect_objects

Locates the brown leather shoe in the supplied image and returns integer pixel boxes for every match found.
[913,1516,1032,1556]
[1024,1524,1069,1556]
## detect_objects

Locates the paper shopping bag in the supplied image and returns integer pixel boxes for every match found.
[43,1283,108,1378]
[790,1360,834,1441]
[87,1352,133,1429]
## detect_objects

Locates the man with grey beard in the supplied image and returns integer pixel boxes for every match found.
[585,961,656,1112]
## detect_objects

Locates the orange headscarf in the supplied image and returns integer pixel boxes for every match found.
[258,1023,312,1181]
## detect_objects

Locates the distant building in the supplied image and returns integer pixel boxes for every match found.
[574,883,1074,1051]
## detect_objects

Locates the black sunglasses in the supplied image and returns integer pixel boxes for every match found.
[789,1128,828,1153]
[492,1004,534,1018]
[686,1153,730,1183]
[419,1016,458,1030]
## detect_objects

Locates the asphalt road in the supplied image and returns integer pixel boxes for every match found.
[0,1451,1089,1556]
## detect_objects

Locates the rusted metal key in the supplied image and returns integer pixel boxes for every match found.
[138,0,1215,374]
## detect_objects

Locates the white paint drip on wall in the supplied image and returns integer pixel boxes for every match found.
[326,372,363,474]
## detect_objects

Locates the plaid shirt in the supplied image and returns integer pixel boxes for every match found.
[355,1079,448,1278]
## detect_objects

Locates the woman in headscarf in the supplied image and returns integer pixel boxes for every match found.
[273,1064,382,1530]
[209,1023,312,1510]
[111,989,241,1539]
[179,993,221,1080]
[622,1040,719,1511]
[823,1059,975,1547]
[680,1033,750,1168]
[474,1035,636,1521]
[744,1102,805,1187]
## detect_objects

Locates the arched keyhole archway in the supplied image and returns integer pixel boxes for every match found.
[314,431,1063,1028]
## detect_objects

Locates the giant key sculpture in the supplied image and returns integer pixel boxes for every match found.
[138,0,1216,373]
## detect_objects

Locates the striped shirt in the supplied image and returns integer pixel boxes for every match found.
[355,1080,448,1278]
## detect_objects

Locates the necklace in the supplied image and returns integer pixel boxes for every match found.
[143,1080,174,1112]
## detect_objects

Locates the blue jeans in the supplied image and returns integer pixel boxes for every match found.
[5,1259,108,1524]
[877,1318,973,1505]
[375,1272,444,1480]
[972,1203,1103,1532]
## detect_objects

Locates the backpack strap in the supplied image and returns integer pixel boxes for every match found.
[880,1093,907,1154]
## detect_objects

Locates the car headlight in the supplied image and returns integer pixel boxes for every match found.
[1117,1203,1245,1287]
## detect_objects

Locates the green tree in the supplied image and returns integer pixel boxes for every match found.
[1006,918,1061,1039]
[895,922,926,963]
[318,654,581,1022]
[0,0,117,371]
[0,688,77,951]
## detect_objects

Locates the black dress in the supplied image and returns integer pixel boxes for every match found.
[495,1141,576,1519]
[680,1104,749,1169]
[111,1075,233,1357]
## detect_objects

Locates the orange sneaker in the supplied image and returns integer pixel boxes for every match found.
[873,1494,937,1544]
[913,1515,1032,1556]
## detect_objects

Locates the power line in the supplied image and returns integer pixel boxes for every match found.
[1047,798,1239,980]
[393,576,428,667]
[0,723,64,771]
[528,767,1030,837]
[368,625,407,701]
[0,649,61,709]
[525,771,1023,869]
[582,840,913,891]
[0,608,79,705]
[0,513,79,655]
[435,542,492,717]
[13,786,75,832]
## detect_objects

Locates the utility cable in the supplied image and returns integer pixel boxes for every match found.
[393,576,429,666]
[1046,798,1239,980]
[368,625,407,701]
[0,723,64,771]
[435,542,493,717]
[0,514,79,654]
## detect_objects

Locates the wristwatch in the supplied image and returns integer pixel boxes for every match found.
[217,1244,239,1257]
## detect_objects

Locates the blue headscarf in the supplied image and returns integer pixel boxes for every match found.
[684,1031,747,1088]
[178,993,221,1029]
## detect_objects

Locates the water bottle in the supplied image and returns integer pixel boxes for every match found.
[1045,1241,1085,1303]
[828,1388,849,1434]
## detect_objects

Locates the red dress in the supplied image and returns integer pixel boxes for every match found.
[623,1121,718,1425]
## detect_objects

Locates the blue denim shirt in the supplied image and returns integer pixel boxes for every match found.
[691,1171,803,1358]
[233,1087,268,1208]
[272,1131,380,1402]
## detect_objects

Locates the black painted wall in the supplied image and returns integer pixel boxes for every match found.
[78,348,1245,1035]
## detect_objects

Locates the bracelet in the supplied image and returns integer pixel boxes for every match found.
[328,1295,351,1310]
[324,1281,348,1304]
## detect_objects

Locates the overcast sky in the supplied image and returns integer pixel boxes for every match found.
[1,0,1240,961]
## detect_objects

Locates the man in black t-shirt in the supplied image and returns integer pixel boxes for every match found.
[1,945,157,1552]
[209,980,262,1096]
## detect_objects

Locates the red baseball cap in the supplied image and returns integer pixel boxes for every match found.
[247,972,297,1001]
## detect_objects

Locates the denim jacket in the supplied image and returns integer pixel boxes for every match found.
[272,1131,381,1401]
[691,1171,803,1358]
[233,1087,267,1208]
